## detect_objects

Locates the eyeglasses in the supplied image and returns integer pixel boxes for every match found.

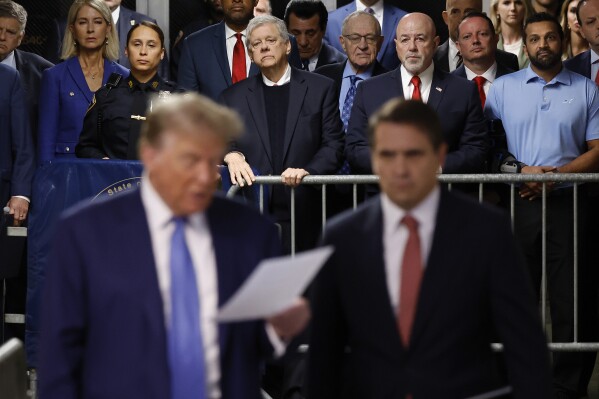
[342,34,380,45]
[250,37,279,50]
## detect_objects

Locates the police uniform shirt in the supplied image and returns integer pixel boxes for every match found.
[76,73,179,160]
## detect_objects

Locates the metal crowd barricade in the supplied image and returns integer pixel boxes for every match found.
[227,173,599,352]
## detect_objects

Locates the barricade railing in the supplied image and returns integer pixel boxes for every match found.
[227,173,599,352]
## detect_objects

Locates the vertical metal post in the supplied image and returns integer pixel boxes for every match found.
[321,185,327,233]
[353,183,358,209]
[573,183,579,342]
[291,187,296,257]
[478,183,483,203]
[541,183,547,330]
[259,184,264,214]
[510,184,515,231]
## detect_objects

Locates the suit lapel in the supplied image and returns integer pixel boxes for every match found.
[410,189,453,345]
[214,22,233,86]
[583,51,592,79]
[426,68,447,112]
[283,69,307,163]
[205,199,236,361]
[380,5,398,63]
[246,76,273,168]
[66,57,93,103]
[392,67,405,98]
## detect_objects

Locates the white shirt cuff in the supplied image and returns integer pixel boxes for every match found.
[265,322,287,358]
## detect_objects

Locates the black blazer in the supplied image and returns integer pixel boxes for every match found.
[315,43,347,69]
[434,39,519,73]
[308,189,552,399]
[315,60,388,101]
[346,66,488,174]
[564,49,592,79]
[14,49,53,146]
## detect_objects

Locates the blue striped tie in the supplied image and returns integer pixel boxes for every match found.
[168,217,207,399]
[339,75,360,174]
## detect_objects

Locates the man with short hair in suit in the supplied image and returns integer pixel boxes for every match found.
[325,0,406,71]
[284,0,346,71]
[564,0,599,79]
[307,98,552,399]
[316,10,387,214]
[39,93,310,399]
[433,0,519,73]
[346,12,488,176]
[0,1,53,146]
[220,15,344,253]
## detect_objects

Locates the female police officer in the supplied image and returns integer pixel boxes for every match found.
[76,21,180,159]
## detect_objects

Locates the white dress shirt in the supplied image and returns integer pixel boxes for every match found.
[356,0,384,35]
[262,63,291,86]
[225,24,252,78]
[381,186,440,311]
[448,39,460,72]
[141,175,222,399]
[400,62,434,103]
[141,175,284,398]
[111,6,120,26]
[464,62,498,96]
[1,51,16,69]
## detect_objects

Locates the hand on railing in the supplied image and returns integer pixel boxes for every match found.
[5,197,29,227]
[281,168,309,187]
[520,165,557,200]
[225,152,256,187]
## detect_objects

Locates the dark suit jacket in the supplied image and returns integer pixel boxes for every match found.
[324,2,406,71]
[39,190,280,399]
[0,64,35,203]
[434,39,520,73]
[564,49,592,79]
[308,189,552,399]
[316,42,347,69]
[38,57,129,162]
[14,49,54,147]
[178,22,302,100]
[219,68,344,250]
[315,59,388,101]
[346,66,488,174]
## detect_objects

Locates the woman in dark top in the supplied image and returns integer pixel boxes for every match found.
[76,21,180,160]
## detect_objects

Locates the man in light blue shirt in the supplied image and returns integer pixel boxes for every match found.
[485,12,599,399]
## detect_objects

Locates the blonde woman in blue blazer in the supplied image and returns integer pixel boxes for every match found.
[38,0,127,162]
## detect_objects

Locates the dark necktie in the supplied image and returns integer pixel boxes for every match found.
[168,217,207,399]
[301,59,310,71]
[456,51,463,68]
[364,7,375,14]
[339,75,361,174]
[397,215,423,348]
[410,75,422,101]
[232,33,246,83]
[473,75,487,108]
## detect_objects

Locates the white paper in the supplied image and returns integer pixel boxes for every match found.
[216,246,334,322]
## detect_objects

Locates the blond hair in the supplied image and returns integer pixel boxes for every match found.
[61,0,119,61]
[490,0,533,35]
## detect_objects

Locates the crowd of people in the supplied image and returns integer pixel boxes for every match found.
[3,0,599,398]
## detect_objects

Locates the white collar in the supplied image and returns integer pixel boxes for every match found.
[591,49,599,64]
[1,51,16,69]
[262,63,291,86]
[381,185,440,238]
[449,38,460,60]
[111,6,120,25]
[356,0,384,16]
[464,62,498,83]
[400,61,435,85]
[224,24,248,40]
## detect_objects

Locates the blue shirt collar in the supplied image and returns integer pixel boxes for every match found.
[524,64,571,86]
[342,60,375,81]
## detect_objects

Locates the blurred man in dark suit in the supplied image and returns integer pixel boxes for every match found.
[285,0,346,71]
[564,0,599,78]
[308,98,551,399]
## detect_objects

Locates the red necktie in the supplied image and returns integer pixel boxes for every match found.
[397,215,423,348]
[595,69,599,86]
[473,76,487,108]
[410,75,422,101]
[232,33,246,84]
